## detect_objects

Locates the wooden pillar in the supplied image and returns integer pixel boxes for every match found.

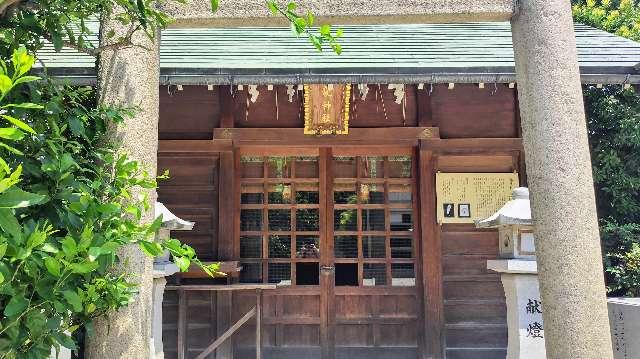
[418,144,443,359]
[217,150,236,359]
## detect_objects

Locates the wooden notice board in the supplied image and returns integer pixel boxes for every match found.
[436,172,519,224]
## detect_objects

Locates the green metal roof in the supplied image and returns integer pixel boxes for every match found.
[36,22,640,84]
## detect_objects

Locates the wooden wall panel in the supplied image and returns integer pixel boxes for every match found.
[440,225,506,359]
[430,84,518,139]
[233,85,303,128]
[157,154,219,260]
[159,86,220,140]
[158,85,521,140]
[437,155,515,173]
[231,85,418,129]
[349,85,418,127]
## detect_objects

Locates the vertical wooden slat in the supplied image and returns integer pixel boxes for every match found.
[219,151,236,259]
[291,159,297,286]
[256,289,262,359]
[177,290,187,359]
[383,156,392,286]
[412,148,427,358]
[262,159,269,284]
[418,143,444,359]
[417,85,434,127]
[219,85,236,129]
[217,150,236,359]
[319,148,335,359]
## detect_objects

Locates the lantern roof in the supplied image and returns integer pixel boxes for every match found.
[155,202,195,231]
[475,187,532,228]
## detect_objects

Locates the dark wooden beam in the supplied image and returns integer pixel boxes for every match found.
[213,127,439,147]
[159,139,233,153]
[421,138,523,155]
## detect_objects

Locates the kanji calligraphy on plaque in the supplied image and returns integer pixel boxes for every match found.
[436,172,519,224]
[303,84,351,135]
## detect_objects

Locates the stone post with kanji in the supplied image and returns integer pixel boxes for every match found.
[477,187,546,359]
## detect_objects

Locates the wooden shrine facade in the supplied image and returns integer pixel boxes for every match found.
[158,83,525,359]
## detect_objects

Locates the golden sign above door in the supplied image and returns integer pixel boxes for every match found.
[303,84,351,135]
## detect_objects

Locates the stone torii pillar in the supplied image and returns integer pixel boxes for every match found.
[511,1,613,358]
[85,17,160,359]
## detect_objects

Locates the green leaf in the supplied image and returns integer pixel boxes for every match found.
[0,127,24,141]
[2,103,44,109]
[336,28,344,37]
[71,261,98,274]
[44,257,61,277]
[26,228,47,249]
[13,75,40,86]
[210,0,219,12]
[0,141,23,155]
[1,114,36,134]
[287,2,297,11]
[12,46,35,76]
[0,75,12,95]
[51,33,64,52]
[139,240,162,257]
[4,294,28,317]
[88,247,101,261]
[136,0,148,28]
[0,242,6,258]
[52,331,77,350]
[68,116,85,138]
[148,216,163,234]
[64,289,83,312]
[78,225,92,250]
[0,187,47,208]
[266,1,278,15]
[0,208,20,238]
[61,236,77,257]
[25,312,46,336]
[41,242,59,253]
[174,256,190,272]
[320,24,331,36]
[100,241,120,254]
[0,157,9,174]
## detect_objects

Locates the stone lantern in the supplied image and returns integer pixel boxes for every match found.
[476,187,546,359]
[151,202,194,359]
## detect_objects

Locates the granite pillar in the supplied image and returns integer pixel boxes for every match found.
[511,1,613,358]
[85,18,160,359]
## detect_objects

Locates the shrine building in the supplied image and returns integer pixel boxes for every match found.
[40,22,640,359]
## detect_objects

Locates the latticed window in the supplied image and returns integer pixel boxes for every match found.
[238,153,417,287]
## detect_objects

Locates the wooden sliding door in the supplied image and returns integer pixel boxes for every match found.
[235,147,422,359]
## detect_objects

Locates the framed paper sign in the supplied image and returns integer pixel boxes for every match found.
[436,172,519,224]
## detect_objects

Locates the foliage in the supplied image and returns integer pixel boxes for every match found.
[573,1,640,296]
[573,0,640,41]
[583,85,640,296]
[0,0,342,56]
[266,0,344,54]
[0,48,224,359]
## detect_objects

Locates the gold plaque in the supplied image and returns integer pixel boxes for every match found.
[436,172,519,224]
[303,84,351,135]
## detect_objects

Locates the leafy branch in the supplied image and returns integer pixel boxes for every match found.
[266,0,344,54]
